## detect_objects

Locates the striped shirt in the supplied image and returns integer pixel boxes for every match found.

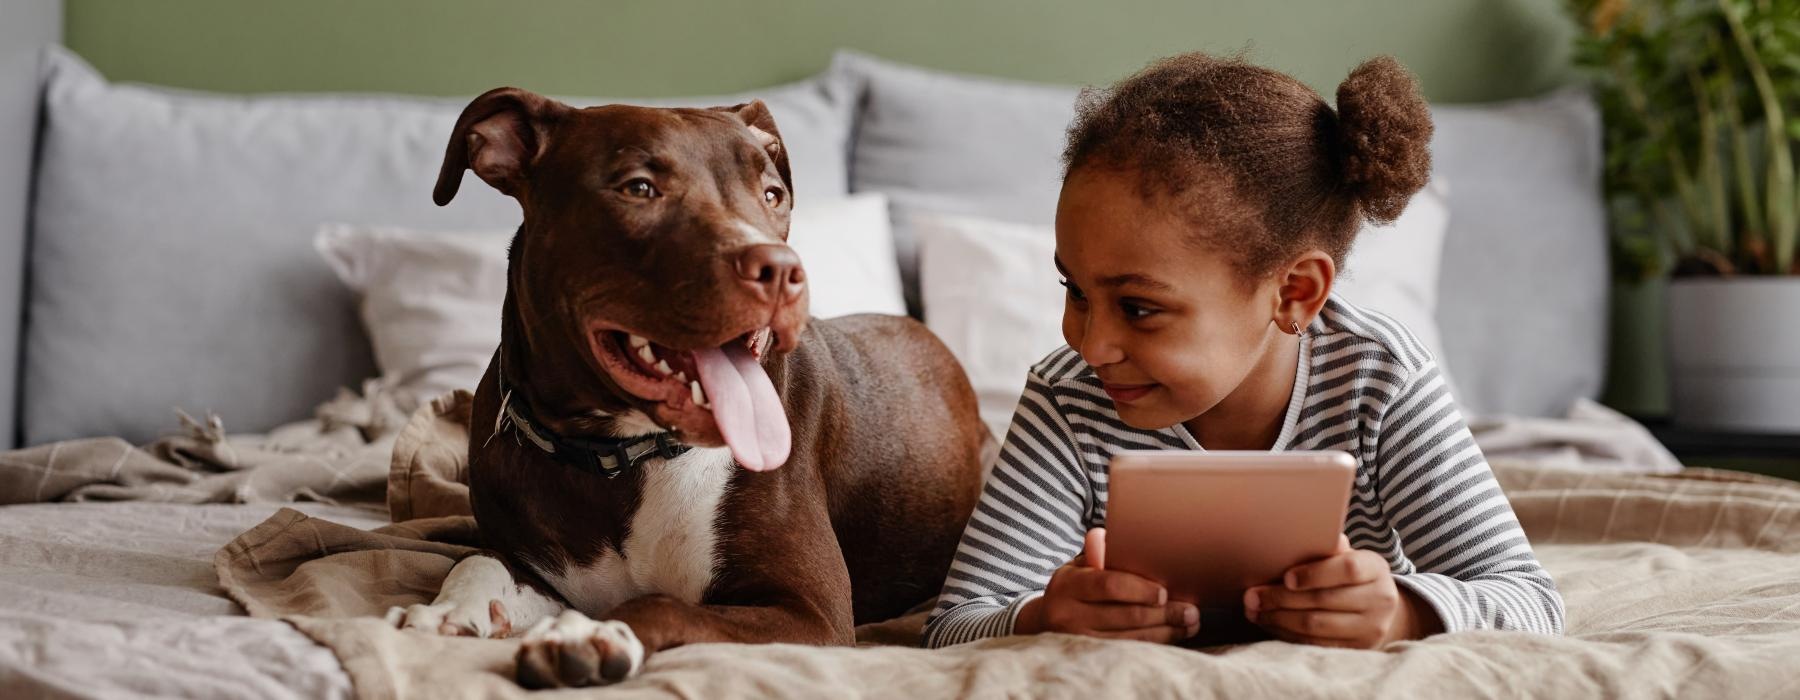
[924,296,1565,647]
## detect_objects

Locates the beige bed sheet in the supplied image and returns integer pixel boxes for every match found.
[0,501,384,699]
[213,391,1800,699]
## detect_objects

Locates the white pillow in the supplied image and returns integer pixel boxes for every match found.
[916,183,1453,441]
[916,216,1067,439]
[782,193,908,318]
[1333,180,1453,382]
[315,224,509,400]
[317,193,905,398]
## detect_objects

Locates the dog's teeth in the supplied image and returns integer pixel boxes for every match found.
[628,334,649,349]
[673,371,688,383]
[637,344,656,365]
[654,359,673,375]
[690,380,710,408]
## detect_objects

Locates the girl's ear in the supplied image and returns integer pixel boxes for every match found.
[1275,251,1335,334]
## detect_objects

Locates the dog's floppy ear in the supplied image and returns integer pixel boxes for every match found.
[715,100,792,197]
[434,87,568,206]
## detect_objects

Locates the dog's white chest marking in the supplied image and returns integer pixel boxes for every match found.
[539,447,733,617]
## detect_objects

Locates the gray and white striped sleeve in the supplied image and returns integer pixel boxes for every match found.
[1376,363,1566,635]
[923,370,1092,648]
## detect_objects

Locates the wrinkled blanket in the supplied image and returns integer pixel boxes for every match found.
[1470,397,1684,474]
[0,380,414,505]
[214,391,1800,699]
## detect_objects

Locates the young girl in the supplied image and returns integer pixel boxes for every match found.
[924,53,1564,649]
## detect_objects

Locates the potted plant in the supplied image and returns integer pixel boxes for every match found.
[1571,0,1800,433]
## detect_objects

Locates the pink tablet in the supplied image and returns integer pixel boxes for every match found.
[1106,450,1357,608]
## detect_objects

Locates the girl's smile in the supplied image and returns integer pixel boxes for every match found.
[1100,382,1157,403]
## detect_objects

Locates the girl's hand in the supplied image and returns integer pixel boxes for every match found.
[1243,534,1443,648]
[1015,528,1200,643]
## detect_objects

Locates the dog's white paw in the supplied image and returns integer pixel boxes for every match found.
[514,610,645,688]
[384,598,511,638]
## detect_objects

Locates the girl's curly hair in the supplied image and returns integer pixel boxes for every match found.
[1063,53,1433,278]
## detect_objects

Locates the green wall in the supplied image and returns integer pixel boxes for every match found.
[64,0,1576,103]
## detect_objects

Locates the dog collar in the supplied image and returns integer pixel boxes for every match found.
[491,352,691,479]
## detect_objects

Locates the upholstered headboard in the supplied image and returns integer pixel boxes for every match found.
[0,0,61,448]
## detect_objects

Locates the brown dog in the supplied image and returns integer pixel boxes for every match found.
[383,87,988,688]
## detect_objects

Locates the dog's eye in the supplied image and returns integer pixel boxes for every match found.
[763,187,784,208]
[620,179,659,199]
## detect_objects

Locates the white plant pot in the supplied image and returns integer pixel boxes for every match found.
[1667,278,1800,434]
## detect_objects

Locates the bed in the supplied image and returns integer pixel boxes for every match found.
[8,6,1795,698]
[7,394,1799,698]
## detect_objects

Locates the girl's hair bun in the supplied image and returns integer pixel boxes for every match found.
[1333,56,1433,223]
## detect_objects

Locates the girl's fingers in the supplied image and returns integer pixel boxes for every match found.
[1254,609,1371,642]
[1283,549,1387,590]
[1263,626,1368,649]
[1165,602,1200,630]
[1091,624,1197,645]
[1247,581,1384,613]
[1065,528,1107,570]
[1080,601,1198,631]
[1066,567,1166,606]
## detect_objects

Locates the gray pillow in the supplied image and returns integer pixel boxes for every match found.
[0,1,59,449]
[834,50,1606,418]
[833,51,1079,314]
[23,47,855,445]
[1431,90,1607,418]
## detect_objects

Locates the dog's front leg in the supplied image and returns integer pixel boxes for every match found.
[513,507,853,688]
[386,554,565,638]
[512,585,852,689]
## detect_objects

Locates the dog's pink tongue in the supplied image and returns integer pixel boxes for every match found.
[692,344,791,471]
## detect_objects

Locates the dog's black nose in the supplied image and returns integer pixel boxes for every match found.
[735,244,806,303]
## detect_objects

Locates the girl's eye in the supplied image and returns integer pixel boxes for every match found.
[763,187,785,207]
[620,179,659,199]
[1058,279,1087,302]
[1121,302,1158,320]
